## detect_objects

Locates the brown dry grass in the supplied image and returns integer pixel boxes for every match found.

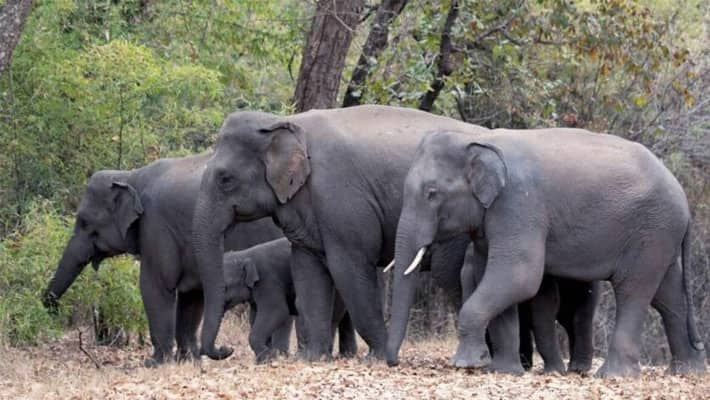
[1,317,708,400]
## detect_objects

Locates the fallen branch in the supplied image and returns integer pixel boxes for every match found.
[78,329,101,370]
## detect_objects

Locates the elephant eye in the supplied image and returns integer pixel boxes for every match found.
[78,217,89,229]
[426,188,438,201]
[217,171,236,191]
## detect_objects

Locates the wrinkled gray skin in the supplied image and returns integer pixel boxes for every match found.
[461,243,600,374]
[192,105,481,361]
[389,129,706,377]
[223,238,357,362]
[42,153,283,366]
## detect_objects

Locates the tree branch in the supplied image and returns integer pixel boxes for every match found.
[343,0,409,107]
[78,329,102,370]
[419,0,459,112]
[0,0,34,75]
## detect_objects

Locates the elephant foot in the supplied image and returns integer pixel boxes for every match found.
[338,343,358,359]
[365,346,385,360]
[542,362,566,375]
[450,340,491,369]
[541,356,566,374]
[297,348,333,362]
[567,358,593,375]
[595,357,640,378]
[667,353,707,375]
[144,353,169,368]
[255,348,279,364]
[520,355,533,371]
[485,357,525,375]
[338,349,357,359]
[176,345,200,363]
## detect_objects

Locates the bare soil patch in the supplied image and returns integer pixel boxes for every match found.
[1,319,707,399]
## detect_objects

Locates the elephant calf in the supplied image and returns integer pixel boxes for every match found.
[224,238,357,362]
[224,238,297,362]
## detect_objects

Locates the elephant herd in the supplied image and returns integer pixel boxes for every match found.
[42,105,706,378]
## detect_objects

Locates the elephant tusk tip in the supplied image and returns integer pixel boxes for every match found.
[403,247,427,275]
[383,260,394,273]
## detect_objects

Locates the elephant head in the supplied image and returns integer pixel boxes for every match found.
[386,131,507,365]
[42,171,143,312]
[224,255,260,310]
[192,111,309,360]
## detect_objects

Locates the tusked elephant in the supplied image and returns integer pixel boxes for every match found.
[462,243,600,374]
[191,105,484,361]
[42,153,286,366]
[223,238,357,362]
[388,129,706,377]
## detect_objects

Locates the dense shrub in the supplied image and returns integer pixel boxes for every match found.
[0,201,146,345]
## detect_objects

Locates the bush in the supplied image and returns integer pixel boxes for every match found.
[0,200,146,346]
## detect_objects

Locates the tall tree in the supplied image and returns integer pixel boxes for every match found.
[0,0,34,75]
[418,0,459,112]
[293,0,364,112]
[342,0,409,107]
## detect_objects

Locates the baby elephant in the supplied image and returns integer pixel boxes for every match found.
[224,238,297,362]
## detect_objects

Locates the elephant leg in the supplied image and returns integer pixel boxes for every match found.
[270,316,293,355]
[530,277,565,373]
[175,290,203,362]
[291,245,335,361]
[597,244,668,378]
[337,312,358,358]
[453,236,545,373]
[518,301,534,371]
[249,306,290,363]
[651,261,706,375]
[325,243,386,359]
[139,265,177,367]
[331,292,357,357]
[559,280,598,374]
[485,305,524,375]
[295,314,308,357]
[459,249,481,303]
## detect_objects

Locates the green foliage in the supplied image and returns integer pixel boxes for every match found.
[0,201,145,345]
[0,0,304,234]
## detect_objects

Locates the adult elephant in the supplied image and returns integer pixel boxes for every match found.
[42,153,305,365]
[192,105,483,361]
[388,129,706,377]
[461,242,600,374]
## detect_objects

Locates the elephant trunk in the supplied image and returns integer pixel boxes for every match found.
[43,233,94,311]
[385,213,432,366]
[192,190,233,360]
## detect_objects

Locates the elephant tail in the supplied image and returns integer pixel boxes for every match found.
[681,221,704,352]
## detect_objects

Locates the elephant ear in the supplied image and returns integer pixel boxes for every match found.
[111,181,144,240]
[259,121,311,204]
[243,258,260,289]
[465,143,507,208]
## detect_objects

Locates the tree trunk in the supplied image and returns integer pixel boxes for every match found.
[418,0,459,112]
[293,0,364,112]
[342,0,409,107]
[0,0,34,75]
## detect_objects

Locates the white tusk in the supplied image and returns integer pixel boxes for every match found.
[403,247,427,275]
[383,260,395,273]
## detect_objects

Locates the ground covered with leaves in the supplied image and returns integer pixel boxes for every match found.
[1,319,708,399]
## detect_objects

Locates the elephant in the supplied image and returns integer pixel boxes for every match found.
[461,243,600,374]
[191,105,484,361]
[388,129,706,377]
[223,237,357,362]
[42,153,284,366]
